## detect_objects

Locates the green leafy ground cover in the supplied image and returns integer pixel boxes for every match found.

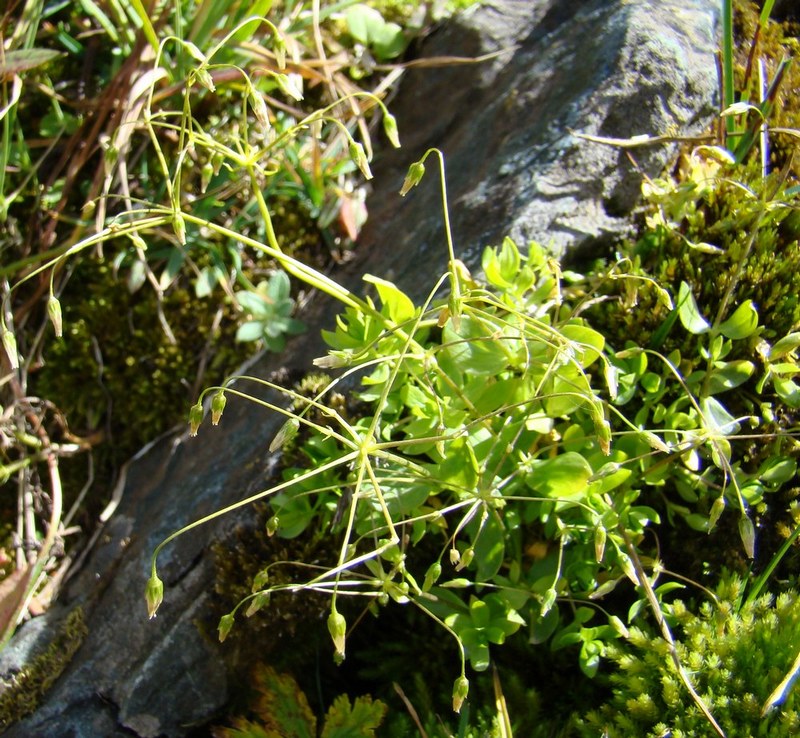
[3,0,800,736]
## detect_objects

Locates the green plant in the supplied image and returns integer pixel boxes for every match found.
[212,664,386,738]
[577,573,800,738]
[234,269,306,351]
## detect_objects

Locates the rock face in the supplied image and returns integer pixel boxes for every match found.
[0,1,718,735]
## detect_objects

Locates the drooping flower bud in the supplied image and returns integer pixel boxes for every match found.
[217,613,234,642]
[189,401,204,436]
[211,390,226,425]
[269,418,299,453]
[275,72,303,101]
[146,572,164,619]
[423,561,442,592]
[349,141,373,180]
[452,675,469,712]
[456,547,474,571]
[400,160,425,196]
[246,591,270,617]
[382,112,400,148]
[273,34,287,70]
[172,211,187,245]
[708,496,726,532]
[594,525,607,563]
[47,295,63,338]
[250,89,271,133]
[2,329,18,370]
[328,607,347,661]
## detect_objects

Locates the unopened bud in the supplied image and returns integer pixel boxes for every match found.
[146,572,164,619]
[211,390,226,425]
[172,211,186,245]
[250,90,271,132]
[47,295,63,338]
[2,329,18,369]
[423,561,442,591]
[265,515,279,537]
[194,67,215,92]
[269,418,299,453]
[252,568,270,591]
[245,591,270,617]
[400,160,425,196]
[739,515,755,558]
[328,608,347,660]
[452,675,469,712]
[349,141,373,180]
[594,526,606,563]
[708,496,725,532]
[383,112,400,148]
[273,34,287,69]
[189,401,204,436]
[313,351,352,369]
[456,547,474,571]
[200,161,214,193]
[275,72,303,101]
[217,613,234,642]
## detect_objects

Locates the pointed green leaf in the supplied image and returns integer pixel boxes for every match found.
[769,332,800,360]
[719,299,759,339]
[363,274,415,324]
[677,281,710,334]
[700,396,740,436]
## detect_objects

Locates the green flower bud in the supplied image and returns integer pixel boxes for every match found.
[128,232,148,251]
[273,34,287,70]
[200,161,214,193]
[328,608,347,660]
[382,112,400,148]
[708,496,726,532]
[2,329,18,370]
[252,568,270,591]
[400,160,425,196]
[218,612,234,642]
[211,390,226,425]
[193,67,216,93]
[189,401,204,436]
[739,515,755,558]
[594,525,607,563]
[423,561,442,591]
[47,295,63,338]
[183,41,207,64]
[269,417,299,453]
[265,515,279,537]
[452,675,469,713]
[250,89,271,132]
[172,211,186,245]
[313,351,352,369]
[457,547,474,571]
[246,591,270,617]
[541,587,557,617]
[146,572,164,619]
[349,141,373,180]
[275,72,303,101]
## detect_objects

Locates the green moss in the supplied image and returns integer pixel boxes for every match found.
[577,576,800,737]
[0,607,87,731]
[29,253,258,515]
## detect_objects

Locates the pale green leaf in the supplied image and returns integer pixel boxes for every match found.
[677,281,710,334]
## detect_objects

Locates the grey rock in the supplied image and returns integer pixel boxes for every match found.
[359,0,719,279]
[0,0,718,734]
